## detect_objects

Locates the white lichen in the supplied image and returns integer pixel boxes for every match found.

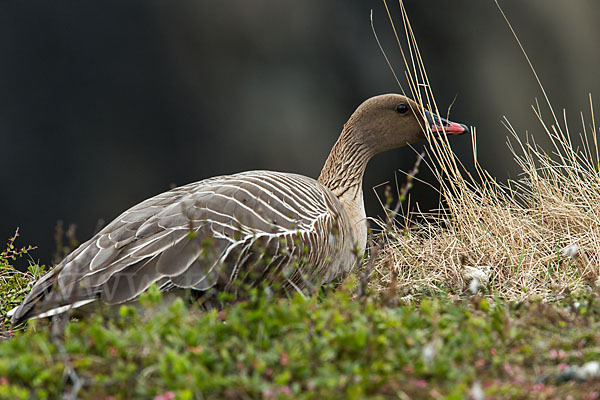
[469,278,481,295]
[463,265,491,285]
[561,243,579,259]
[470,381,485,400]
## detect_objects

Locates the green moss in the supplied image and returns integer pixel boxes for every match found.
[0,281,599,398]
[2,231,600,398]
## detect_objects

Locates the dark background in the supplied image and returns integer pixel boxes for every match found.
[2,1,599,267]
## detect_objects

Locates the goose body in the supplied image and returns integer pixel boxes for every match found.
[10,94,467,325]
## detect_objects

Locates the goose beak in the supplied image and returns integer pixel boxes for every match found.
[423,109,469,135]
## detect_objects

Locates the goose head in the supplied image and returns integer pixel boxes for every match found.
[346,93,469,155]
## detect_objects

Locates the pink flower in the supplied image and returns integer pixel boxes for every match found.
[532,383,546,392]
[549,349,566,359]
[153,391,175,400]
[413,379,427,388]
[279,386,292,396]
[558,363,569,371]
[280,352,289,366]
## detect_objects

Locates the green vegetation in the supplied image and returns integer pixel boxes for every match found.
[1,240,600,399]
[0,230,46,339]
[1,227,598,399]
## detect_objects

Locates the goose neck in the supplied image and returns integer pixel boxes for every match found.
[317,125,373,197]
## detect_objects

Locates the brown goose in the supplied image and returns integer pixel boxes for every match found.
[10,94,467,325]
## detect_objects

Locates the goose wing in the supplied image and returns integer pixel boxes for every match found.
[11,171,356,324]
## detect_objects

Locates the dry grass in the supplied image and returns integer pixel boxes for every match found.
[370,1,600,301]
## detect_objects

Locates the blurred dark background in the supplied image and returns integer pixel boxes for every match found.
[1,1,599,268]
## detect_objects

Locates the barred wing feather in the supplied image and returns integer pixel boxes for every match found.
[11,171,356,324]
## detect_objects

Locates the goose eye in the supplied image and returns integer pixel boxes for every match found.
[395,103,409,114]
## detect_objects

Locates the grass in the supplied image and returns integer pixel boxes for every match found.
[1,1,600,398]
[368,1,600,303]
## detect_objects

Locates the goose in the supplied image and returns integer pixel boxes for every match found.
[9,94,467,325]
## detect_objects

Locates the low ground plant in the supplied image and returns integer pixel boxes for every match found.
[1,277,600,399]
[0,230,45,339]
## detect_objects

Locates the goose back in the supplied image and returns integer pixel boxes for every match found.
[11,171,357,324]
